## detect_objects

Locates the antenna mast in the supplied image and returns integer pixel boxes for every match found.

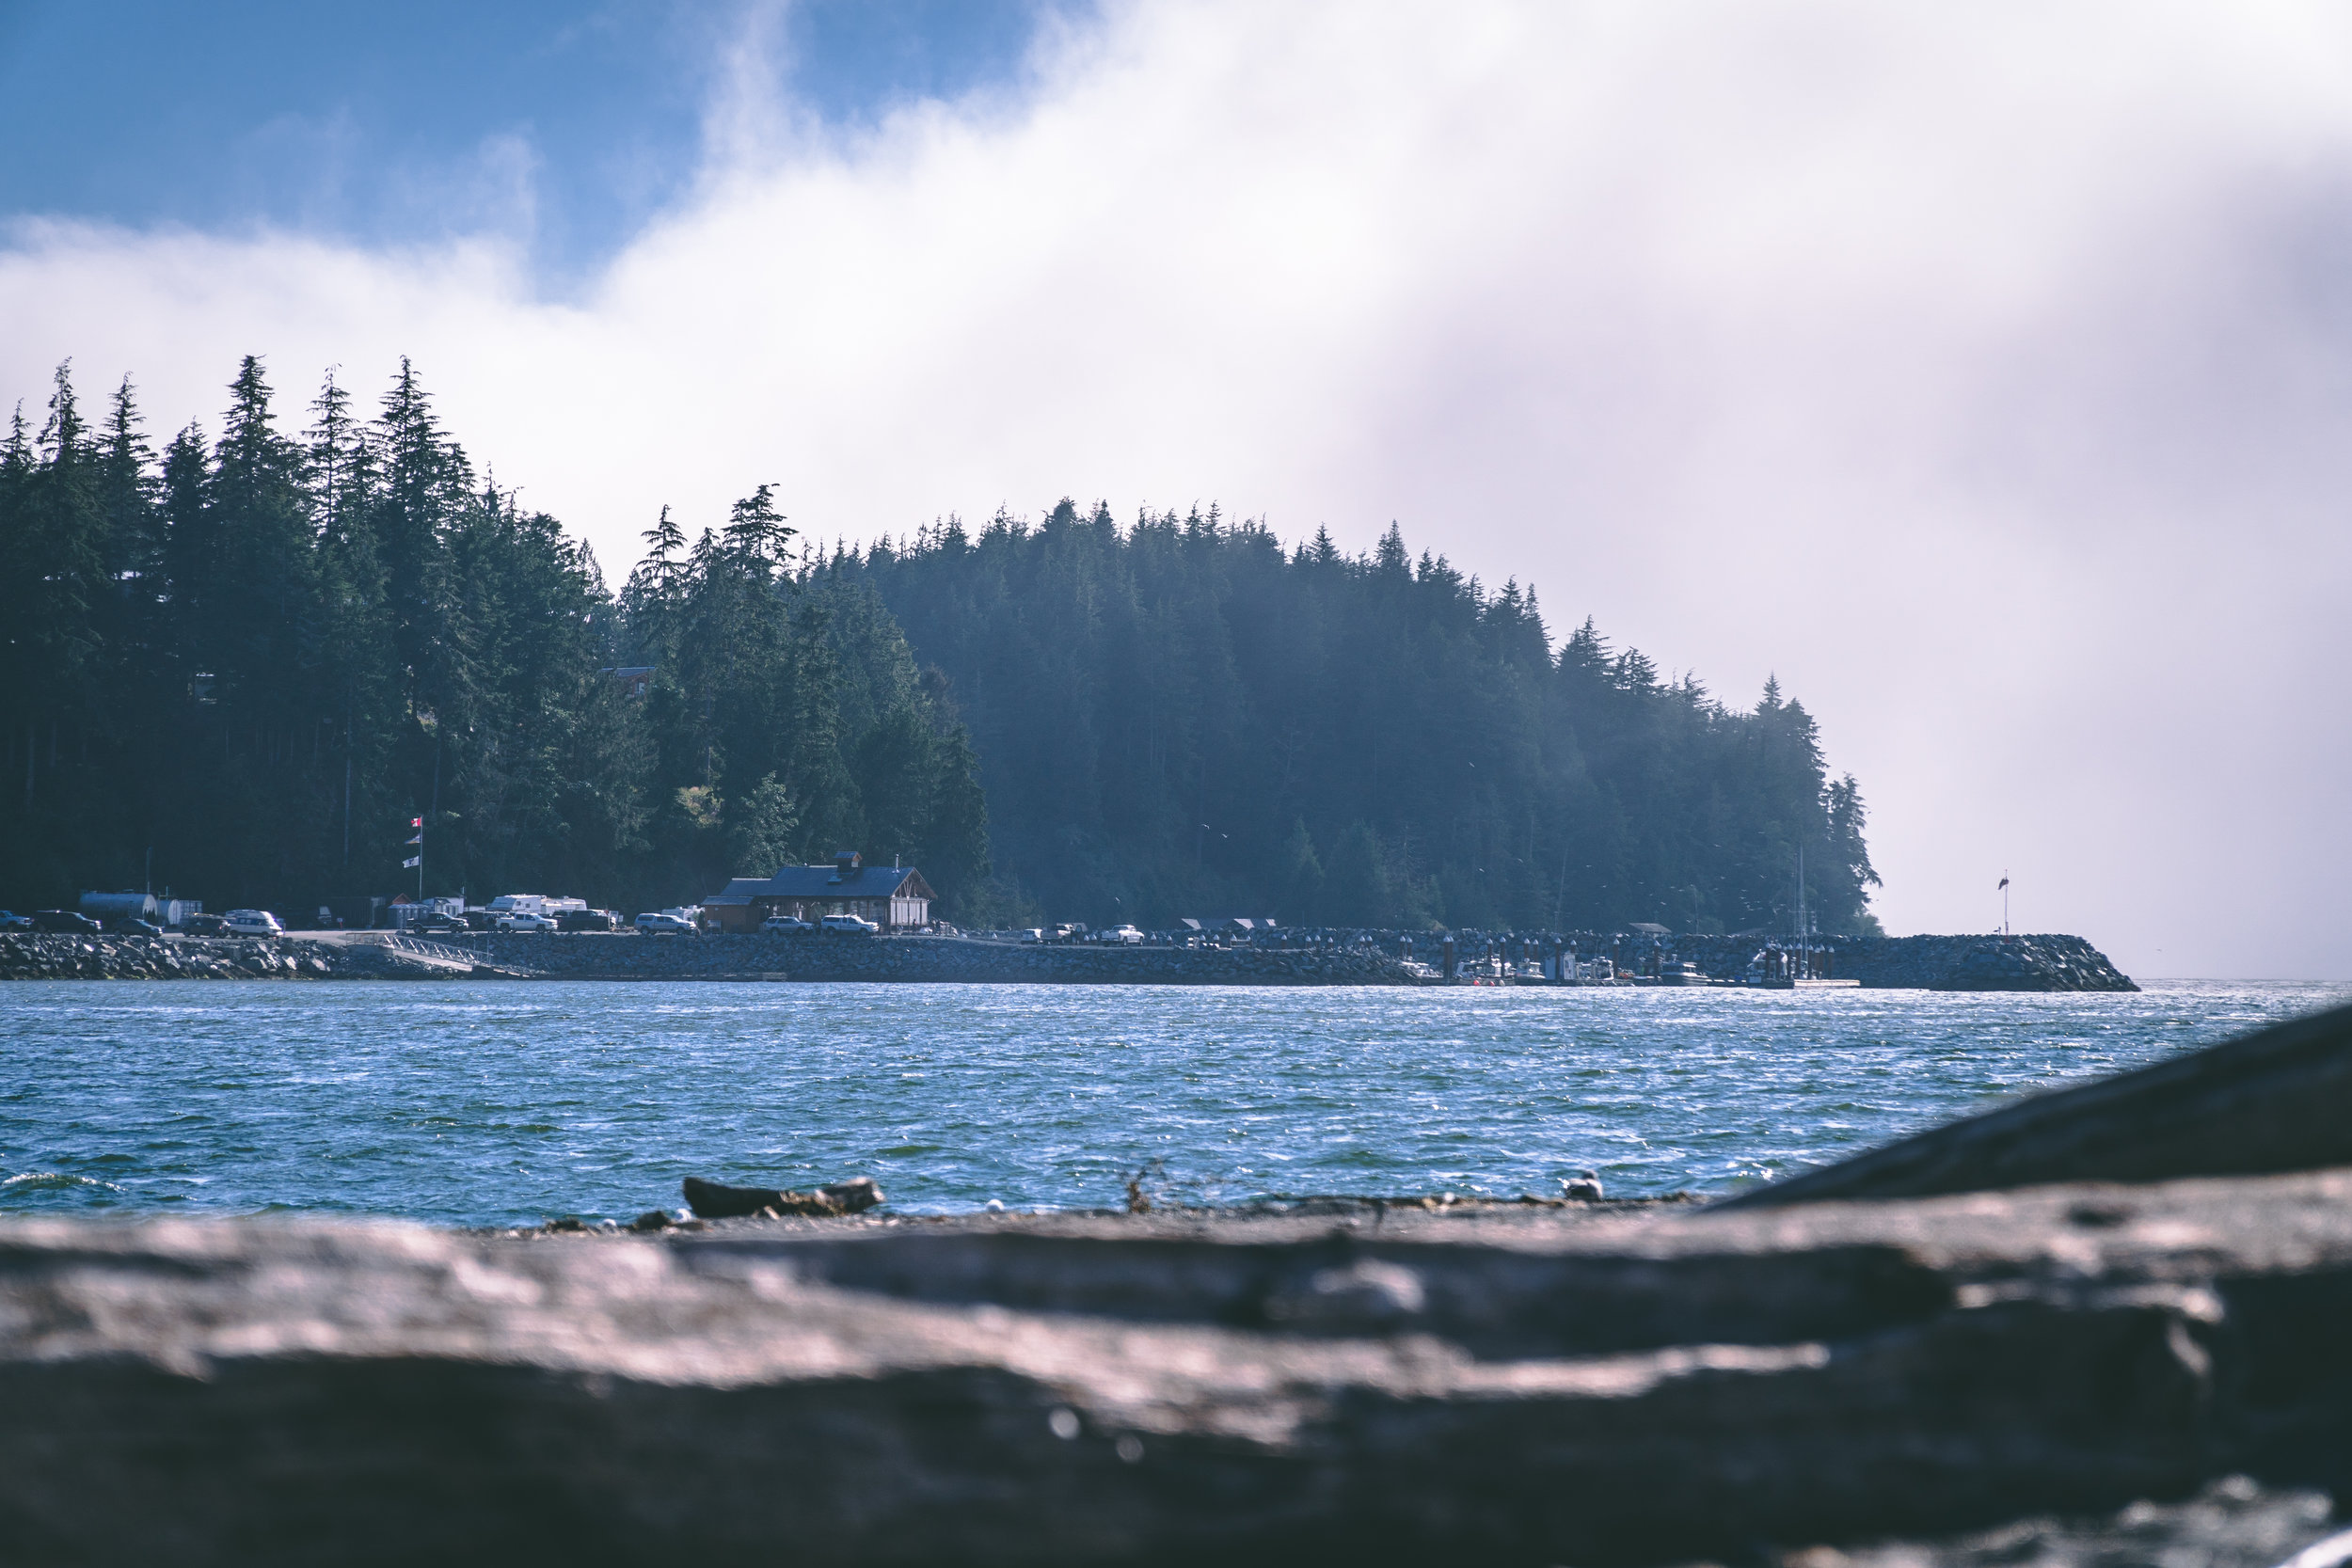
[1796,844,1808,978]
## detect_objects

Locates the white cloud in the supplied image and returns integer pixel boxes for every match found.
[8,0,2352,976]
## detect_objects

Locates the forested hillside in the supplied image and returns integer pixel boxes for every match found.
[0,359,987,917]
[2,357,1878,933]
[832,501,1879,934]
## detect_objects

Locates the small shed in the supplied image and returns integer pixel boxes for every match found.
[707,851,937,932]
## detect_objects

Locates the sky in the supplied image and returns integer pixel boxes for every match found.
[3,1,2347,980]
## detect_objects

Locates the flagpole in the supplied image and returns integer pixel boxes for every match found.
[404,817,426,905]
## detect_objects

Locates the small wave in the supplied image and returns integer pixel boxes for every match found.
[1,1171,127,1193]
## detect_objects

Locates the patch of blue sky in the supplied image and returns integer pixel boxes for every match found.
[0,0,1071,279]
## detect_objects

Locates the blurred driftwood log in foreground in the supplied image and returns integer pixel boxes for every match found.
[3,1170,2352,1564]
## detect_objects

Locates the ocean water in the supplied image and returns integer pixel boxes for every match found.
[1,979,2343,1227]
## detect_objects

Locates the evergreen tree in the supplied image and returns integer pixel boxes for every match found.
[729,773,802,876]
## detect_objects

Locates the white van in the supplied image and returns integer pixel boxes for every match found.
[224,909,284,938]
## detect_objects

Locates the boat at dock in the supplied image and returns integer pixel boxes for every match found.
[1742,845,1861,989]
[1638,958,1730,987]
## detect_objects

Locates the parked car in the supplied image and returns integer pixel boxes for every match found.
[556,909,619,932]
[634,911,696,936]
[30,910,103,934]
[496,911,558,933]
[223,910,284,938]
[760,913,814,933]
[111,917,166,937]
[182,912,229,937]
[0,911,30,932]
[413,912,469,935]
[819,912,880,934]
[1017,927,1045,942]
[1098,924,1145,944]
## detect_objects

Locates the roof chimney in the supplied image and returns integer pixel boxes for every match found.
[831,849,861,883]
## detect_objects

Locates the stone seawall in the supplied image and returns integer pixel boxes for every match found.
[0,929,2134,990]
[466,929,2132,990]
[465,931,1422,985]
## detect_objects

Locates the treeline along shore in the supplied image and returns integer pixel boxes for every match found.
[7,356,1880,937]
[0,928,2135,990]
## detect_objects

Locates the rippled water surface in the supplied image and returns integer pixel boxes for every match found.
[1,979,2343,1226]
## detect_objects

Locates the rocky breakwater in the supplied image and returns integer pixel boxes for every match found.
[467,930,1422,985]
[0,932,523,981]
[1838,932,2138,991]
[0,932,335,980]
[1651,931,2137,990]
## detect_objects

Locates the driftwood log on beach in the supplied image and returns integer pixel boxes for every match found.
[682,1174,885,1219]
